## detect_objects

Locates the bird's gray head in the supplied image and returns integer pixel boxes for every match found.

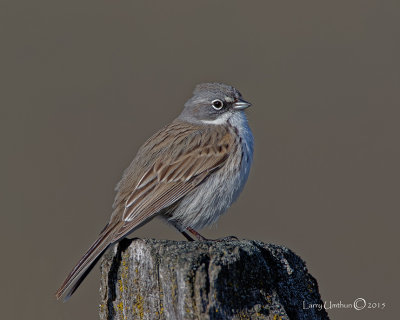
[179,83,251,124]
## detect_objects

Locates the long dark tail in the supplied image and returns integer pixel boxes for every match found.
[55,225,117,301]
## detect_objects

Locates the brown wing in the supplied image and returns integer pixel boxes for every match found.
[111,123,234,241]
[55,122,234,300]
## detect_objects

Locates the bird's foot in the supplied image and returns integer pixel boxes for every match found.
[186,227,239,242]
[213,235,239,242]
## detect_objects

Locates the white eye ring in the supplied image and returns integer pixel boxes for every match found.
[211,99,224,110]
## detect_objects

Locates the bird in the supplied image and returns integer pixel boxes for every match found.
[56,82,254,301]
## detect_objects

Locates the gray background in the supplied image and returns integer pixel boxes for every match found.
[1,1,399,319]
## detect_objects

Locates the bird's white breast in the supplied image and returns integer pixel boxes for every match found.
[171,111,254,230]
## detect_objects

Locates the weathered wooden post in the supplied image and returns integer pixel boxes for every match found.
[99,239,329,320]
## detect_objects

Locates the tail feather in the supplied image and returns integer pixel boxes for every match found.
[55,225,116,301]
[62,251,104,301]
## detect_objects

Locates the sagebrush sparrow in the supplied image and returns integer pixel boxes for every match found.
[56,82,254,300]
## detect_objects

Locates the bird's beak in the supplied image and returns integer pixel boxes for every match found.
[233,99,252,110]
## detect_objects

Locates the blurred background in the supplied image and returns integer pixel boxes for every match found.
[1,1,399,319]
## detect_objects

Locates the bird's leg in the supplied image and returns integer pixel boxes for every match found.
[168,220,196,241]
[186,227,209,241]
[180,230,196,241]
[169,218,238,242]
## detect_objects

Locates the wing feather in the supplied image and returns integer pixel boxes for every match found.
[113,123,233,240]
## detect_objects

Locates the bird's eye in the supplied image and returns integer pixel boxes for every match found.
[211,99,224,110]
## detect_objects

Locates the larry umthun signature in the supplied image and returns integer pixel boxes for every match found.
[303,298,386,311]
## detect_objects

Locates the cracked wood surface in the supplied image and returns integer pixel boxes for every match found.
[99,239,329,320]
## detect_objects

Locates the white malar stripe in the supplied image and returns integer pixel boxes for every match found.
[201,112,232,125]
